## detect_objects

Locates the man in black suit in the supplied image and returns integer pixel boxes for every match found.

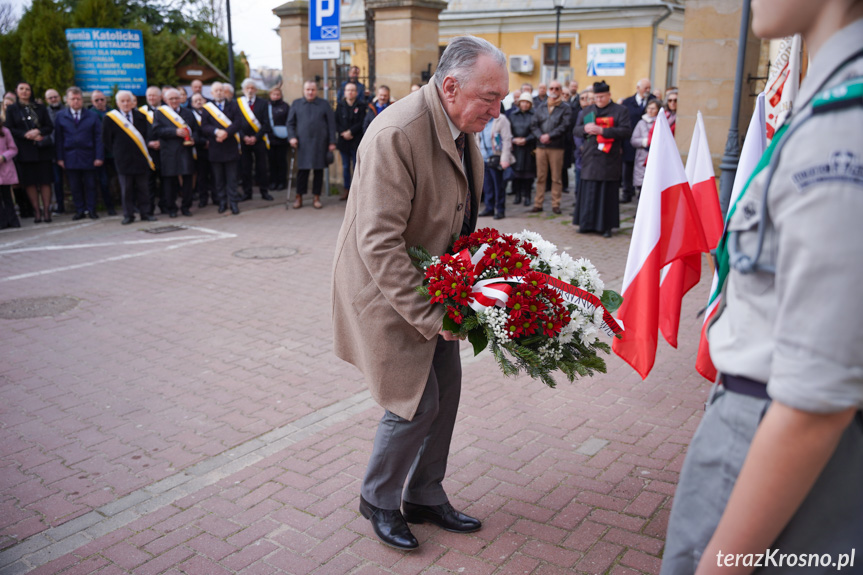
[620,78,655,203]
[140,86,163,216]
[238,78,273,201]
[103,90,157,225]
[200,82,243,215]
[153,88,199,217]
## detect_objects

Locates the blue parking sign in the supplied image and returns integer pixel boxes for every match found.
[309,0,340,42]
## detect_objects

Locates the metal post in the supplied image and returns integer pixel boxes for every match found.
[717,0,752,217]
[226,0,236,87]
[553,4,562,79]
[324,61,330,195]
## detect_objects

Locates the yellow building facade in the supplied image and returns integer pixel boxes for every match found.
[338,0,684,100]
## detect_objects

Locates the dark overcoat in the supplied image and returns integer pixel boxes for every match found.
[286,97,336,170]
[335,98,366,154]
[102,110,152,175]
[621,92,656,161]
[268,99,290,146]
[509,108,537,176]
[5,102,54,163]
[153,106,198,176]
[574,101,632,182]
[54,108,104,170]
[200,101,242,163]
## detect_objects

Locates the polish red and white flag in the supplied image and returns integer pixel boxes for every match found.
[695,93,768,381]
[658,111,724,349]
[612,111,709,379]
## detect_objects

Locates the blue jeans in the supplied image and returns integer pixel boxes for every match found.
[482,164,505,215]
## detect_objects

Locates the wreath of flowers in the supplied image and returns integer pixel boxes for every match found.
[411,228,623,388]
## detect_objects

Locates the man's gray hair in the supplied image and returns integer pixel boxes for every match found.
[114,90,134,103]
[66,86,82,97]
[434,36,506,90]
[241,78,257,90]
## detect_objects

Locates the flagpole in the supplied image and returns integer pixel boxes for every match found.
[717,0,751,218]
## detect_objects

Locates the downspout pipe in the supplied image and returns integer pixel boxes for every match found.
[650,2,675,88]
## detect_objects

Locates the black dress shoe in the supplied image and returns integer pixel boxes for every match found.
[241,194,252,202]
[230,204,240,215]
[121,216,134,225]
[261,191,274,201]
[402,501,481,533]
[359,496,418,551]
[72,212,86,221]
[603,230,613,238]
[477,210,494,217]
[169,211,178,218]
[493,213,505,220]
[620,194,633,204]
[107,208,118,216]
[143,215,158,222]
[198,201,208,208]
[88,212,99,219]
[181,208,192,217]
[218,203,227,214]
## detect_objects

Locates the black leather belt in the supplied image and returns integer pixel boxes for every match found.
[721,373,770,400]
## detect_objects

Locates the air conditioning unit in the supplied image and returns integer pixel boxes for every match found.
[510,55,534,74]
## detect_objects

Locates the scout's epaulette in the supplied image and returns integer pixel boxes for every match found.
[812,77,863,115]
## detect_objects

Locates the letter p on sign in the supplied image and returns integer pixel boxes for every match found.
[316,0,334,27]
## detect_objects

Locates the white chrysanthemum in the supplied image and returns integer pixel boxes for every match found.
[578,322,599,347]
[551,252,578,283]
[514,230,543,244]
[534,239,558,264]
[572,257,605,296]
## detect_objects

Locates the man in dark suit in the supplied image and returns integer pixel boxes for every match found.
[153,88,199,217]
[200,82,243,215]
[620,78,655,203]
[140,86,163,216]
[54,86,104,220]
[103,90,157,224]
[238,78,273,202]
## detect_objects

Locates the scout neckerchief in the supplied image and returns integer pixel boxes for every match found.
[203,101,241,146]
[138,105,154,124]
[157,105,197,160]
[238,96,270,149]
[106,110,155,171]
[708,122,789,309]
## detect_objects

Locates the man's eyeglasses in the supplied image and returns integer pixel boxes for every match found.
[548,87,561,91]
[667,98,678,102]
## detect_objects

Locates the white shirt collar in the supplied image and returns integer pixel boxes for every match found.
[438,99,461,140]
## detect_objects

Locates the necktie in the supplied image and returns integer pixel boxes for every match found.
[218,101,223,111]
[74,112,79,125]
[126,112,132,123]
[456,133,471,222]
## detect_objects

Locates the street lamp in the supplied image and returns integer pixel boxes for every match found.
[552,0,566,80]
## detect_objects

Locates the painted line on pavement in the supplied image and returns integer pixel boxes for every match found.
[0,226,237,283]
[0,390,377,575]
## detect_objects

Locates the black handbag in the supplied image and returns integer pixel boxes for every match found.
[486,154,501,170]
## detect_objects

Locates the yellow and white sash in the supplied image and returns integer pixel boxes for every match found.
[203,101,241,145]
[107,110,155,171]
[157,105,197,159]
[192,110,202,126]
[138,105,154,124]
[238,96,270,149]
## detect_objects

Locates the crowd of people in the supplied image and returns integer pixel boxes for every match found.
[0,67,677,233]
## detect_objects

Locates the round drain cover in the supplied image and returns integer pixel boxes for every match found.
[0,296,79,319]
[233,246,299,259]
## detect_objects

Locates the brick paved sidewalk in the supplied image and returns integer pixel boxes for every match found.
[0,189,712,574]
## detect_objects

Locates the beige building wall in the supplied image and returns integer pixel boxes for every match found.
[677,0,764,167]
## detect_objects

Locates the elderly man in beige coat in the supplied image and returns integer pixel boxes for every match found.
[332,36,509,551]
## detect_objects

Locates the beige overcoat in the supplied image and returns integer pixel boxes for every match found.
[331,80,483,421]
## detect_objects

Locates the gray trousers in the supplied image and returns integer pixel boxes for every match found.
[661,385,863,575]
[361,336,461,510]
